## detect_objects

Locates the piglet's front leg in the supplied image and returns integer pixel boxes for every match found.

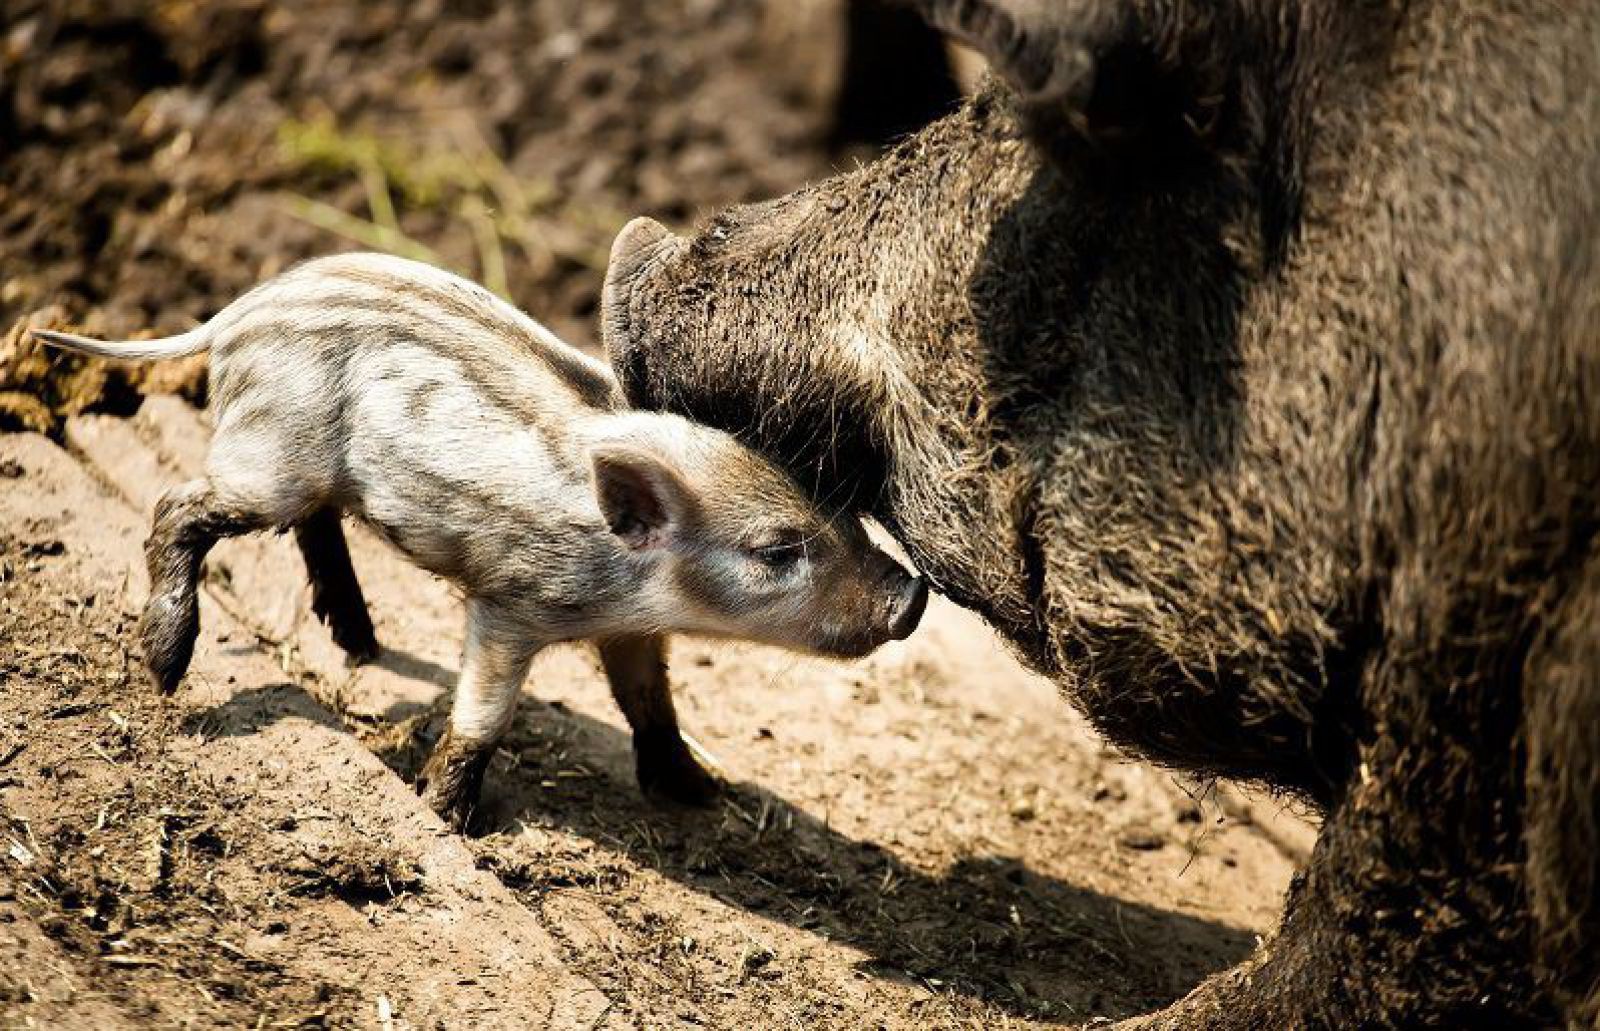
[598,634,722,806]
[418,601,535,832]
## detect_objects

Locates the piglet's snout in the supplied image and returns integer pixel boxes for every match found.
[884,573,929,641]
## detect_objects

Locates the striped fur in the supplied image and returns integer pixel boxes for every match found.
[35,253,926,828]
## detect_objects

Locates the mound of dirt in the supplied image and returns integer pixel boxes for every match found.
[0,530,364,1025]
[1,0,837,433]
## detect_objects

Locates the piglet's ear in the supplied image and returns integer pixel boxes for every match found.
[591,446,690,550]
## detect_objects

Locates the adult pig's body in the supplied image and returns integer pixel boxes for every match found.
[603,1,1600,1025]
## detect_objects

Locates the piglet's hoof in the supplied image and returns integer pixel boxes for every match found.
[335,629,382,668]
[139,593,198,696]
[323,602,380,666]
[635,730,723,807]
[416,730,492,832]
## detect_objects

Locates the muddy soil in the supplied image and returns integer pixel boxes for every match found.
[1,0,832,431]
[2,2,1315,1027]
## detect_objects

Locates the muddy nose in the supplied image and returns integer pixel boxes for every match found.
[887,576,929,641]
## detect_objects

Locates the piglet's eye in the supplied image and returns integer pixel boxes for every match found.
[748,532,806,569]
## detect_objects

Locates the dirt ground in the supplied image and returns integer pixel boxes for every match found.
[0,406,1315,1030]
[1,2,1316,1028]
[1,0,829,430]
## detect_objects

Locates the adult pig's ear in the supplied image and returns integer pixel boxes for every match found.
[609,216,674,268]
[908,0,1240,161]
[603,217,684,407]
[591,445,692,550]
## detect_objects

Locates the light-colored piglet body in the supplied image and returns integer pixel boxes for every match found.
[35,253,926,827]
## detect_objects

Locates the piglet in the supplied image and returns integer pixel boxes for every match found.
[34,253,927,829]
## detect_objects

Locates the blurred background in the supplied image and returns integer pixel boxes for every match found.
[0,0,978,435]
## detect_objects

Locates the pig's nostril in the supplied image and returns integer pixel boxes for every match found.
[888,577,929,640]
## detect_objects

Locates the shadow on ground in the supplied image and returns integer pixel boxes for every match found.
[186,656,1257,1023]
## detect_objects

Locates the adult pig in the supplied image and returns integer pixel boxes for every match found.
[601,1,1600,1026]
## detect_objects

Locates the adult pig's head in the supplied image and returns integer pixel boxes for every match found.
[604,7,1339,620]
[604,1,1390,790]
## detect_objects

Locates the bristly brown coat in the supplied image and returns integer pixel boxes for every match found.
[602,1,1600,1024]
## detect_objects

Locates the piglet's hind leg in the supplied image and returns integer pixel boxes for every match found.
[599,634,722,807]
[141,479,263,694]
[295,507,380,664]
[417,600,535,832]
